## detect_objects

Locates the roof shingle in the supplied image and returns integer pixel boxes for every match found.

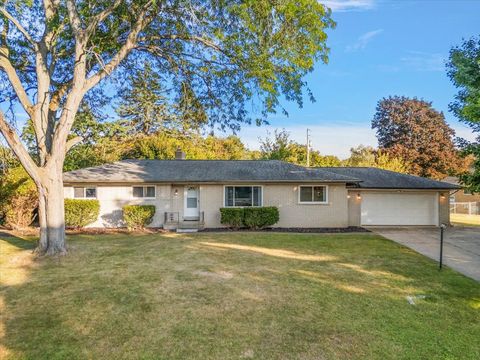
[63,159,359,183]
[321,167,460,190]
[63,160,460,189]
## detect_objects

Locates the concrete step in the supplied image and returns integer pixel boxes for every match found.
[176,228,199,233]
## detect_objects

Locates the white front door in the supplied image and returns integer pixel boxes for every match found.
[184,186,199,219]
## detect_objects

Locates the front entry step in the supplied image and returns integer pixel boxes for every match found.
[176,220,204,233]
[176,228,199,233]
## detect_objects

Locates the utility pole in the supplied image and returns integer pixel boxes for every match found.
[306,128,311,167]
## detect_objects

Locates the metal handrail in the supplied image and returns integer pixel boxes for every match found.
[164,212,180,223]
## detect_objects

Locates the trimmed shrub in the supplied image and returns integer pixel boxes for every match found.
[123,205,156,230]
[65,199,100,228]
[220,207,280,230]
[243,207,279,230]
[220,208,244,229]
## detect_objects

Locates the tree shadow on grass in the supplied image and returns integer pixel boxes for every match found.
[0,231,36,250]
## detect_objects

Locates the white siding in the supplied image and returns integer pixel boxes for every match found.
[199,183,349,228]
[64,184,172,227]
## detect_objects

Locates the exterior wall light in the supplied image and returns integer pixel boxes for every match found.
[347,194,351,199]
[356,193,361,200]
[440,193,445,200]
[174,189,178,197]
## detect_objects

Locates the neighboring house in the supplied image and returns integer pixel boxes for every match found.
[63,152,458,230]
[443,176,480,215]
[443,176,480,202]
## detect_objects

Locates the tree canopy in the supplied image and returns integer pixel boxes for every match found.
[345,145,408,173]
[372,96,466,179]
[116,63,174,135]
[447,36,480,129]
[259,129,342,167]
[447,35,480,192]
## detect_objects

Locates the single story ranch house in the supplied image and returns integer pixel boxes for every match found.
[63,152,459,230]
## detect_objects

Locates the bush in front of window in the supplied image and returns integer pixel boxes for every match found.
[243,207,279,230]
[65,199,100,228]
[220,208,244,229]
[123,205,156,230]
[220,207,279,230]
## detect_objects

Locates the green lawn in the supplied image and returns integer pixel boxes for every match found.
[1,231,479,360]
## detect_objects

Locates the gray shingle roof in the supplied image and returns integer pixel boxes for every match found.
[321,167,460,190]
[63,160,360,184]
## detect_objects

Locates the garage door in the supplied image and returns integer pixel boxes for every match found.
[361,192,438,226]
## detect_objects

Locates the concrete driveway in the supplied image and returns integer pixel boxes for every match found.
[371,226,480,281]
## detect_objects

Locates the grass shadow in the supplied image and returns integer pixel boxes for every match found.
[0,231,36,250]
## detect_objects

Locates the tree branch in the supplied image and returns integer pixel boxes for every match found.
[0,7,36,49]
[85,0,123,36]
[141,34,224,53]
[84,2,155,91]
[49,81,72,112]
[0,111,39,182]
[65,0,84,41]
[54,1,156,159]
[0,52,34,116]
[65,136,83,153]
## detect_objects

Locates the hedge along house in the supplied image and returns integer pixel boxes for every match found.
[63,151,459,230]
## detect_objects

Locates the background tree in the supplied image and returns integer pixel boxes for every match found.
[372,96,465,179]
[0,0,335,255]
[117,63,174,135]
[177,83,209,131]
[346,145,375,167]
[259,129,292,162]
[0,144,18,174]
[62,129,258,171]
[259,129,341,166]
[345,145,408,173]
[447,36,480,192]
[125,132,254,161]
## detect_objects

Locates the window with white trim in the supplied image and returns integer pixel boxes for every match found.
[73,187,97,199]
[299,186,327,203]
[132,186,156,198]
[224,186,262,207]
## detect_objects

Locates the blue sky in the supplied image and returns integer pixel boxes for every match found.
[238,0,480,158]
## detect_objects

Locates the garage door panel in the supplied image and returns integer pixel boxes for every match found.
[361,193,438,226]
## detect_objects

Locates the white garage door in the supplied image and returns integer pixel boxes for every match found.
[361,192,438,226]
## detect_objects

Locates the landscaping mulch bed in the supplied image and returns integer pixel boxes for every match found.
[65,227,169,235]
[201,226,370,233]
[1,226,369,237]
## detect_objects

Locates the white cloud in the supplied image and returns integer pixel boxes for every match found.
[346,29,383,52]
[400,51,445,72]
[453,125,478,142]
[321,0,376,12]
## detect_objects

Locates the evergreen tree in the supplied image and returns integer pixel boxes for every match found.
[117,63,173,135]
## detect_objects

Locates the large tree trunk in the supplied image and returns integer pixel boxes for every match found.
[35,167,67,256]
[36,185,48,252]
